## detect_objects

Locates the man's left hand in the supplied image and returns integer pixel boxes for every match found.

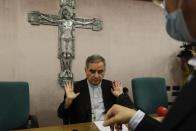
[111,81,123,97]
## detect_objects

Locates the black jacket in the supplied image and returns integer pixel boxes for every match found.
[135,71,196,131]
[58,79,134,124]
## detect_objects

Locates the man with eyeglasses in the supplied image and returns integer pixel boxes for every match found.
[58,54,135,124]
[103,0,196,131]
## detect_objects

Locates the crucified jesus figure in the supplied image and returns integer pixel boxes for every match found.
[28,2,103,86]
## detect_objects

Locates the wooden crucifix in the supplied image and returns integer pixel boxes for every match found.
[28,0,103,86]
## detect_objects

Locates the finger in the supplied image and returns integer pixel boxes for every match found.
[65,82,69,90]
[66,81,70,88]
[112,81,115,87]
[117,81,122,88]
[75,92,80,97]
[111,88,114,93]
[71,81,74,90]
[115,126,120,131]
[104,109,117,126]
[104,105,119,126]
[117,81,121,88]
[104,117,118,127]
[104,106,114,121]
[115,123,122,131]
[68,81,72,90]
[114,80,117,87]
[110,125,114,131]
[115,81,118,87]
[68,80,70,86]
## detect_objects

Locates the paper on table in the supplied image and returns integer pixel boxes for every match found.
[94,121,128,131]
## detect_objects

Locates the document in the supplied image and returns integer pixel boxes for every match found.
[94,121,128,131]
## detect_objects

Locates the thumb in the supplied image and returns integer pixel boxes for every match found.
[111,88,114,93]
[103,117,117,127]
[75,92,80,97]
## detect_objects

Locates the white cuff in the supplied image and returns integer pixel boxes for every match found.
[128,110,145,131]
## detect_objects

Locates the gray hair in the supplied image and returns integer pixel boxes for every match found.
[85,54,106,69]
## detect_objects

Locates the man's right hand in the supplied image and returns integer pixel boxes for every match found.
[64,81,80,109]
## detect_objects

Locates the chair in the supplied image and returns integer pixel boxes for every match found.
[0,82,39,130]
[132,77,168,114]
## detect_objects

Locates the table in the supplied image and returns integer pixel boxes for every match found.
[149,113,164,122]
[16,122,99,131]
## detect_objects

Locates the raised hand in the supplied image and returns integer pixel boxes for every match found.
[64,81,80,109]
[111,80,123,97]
[65,81,80,100]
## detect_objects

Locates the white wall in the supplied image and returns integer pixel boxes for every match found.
[0,0,183,127]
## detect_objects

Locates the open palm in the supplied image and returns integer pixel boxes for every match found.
[111,81,123,97]
[64,81,80,100]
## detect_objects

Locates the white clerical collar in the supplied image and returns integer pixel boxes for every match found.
[87,80,102,88]
[188,56,196,70]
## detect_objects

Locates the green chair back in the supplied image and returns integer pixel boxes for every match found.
[132,77,168,114]
[0,82,29,130]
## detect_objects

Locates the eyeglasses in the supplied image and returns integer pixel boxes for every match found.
[152,0,164,9]
[89,69,104,74]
